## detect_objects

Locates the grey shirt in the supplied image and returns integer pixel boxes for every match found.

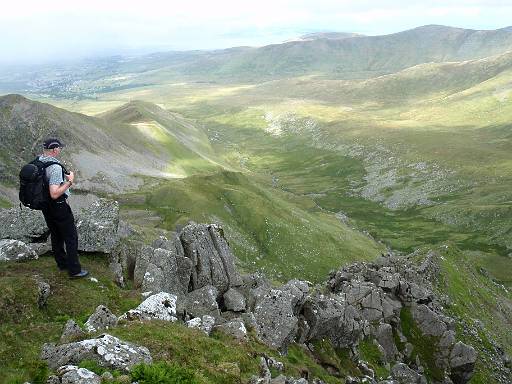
[38,155,70,197]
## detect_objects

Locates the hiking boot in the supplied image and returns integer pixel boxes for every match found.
[69,270,89,279]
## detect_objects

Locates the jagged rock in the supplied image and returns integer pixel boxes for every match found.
[0,239,38,261]
[151,234,185,256]
[61,320,85,342]
[75,199,119,253]
[185,285,220,318]
[41,334,152,371]
[241,312,258,331]
[214,319,247,340]
[180,223,242,295]
[142,248,184,295]
[391,363,427,384]
[449,342,477,384]
[240,272,272,311]
[47,375,61,384]
[120,292,178,322]
[224,288,246,312]
[254,288,298,351]
[412,304,447,337]
[302,293,364,349]
[0,207,47,242]
[186,315,216,335]
[280,279,309,314]
[84,305,118,333]
[30,241,52,256]
[37,280,51,308]
[56,365,101,383]
[111,238,144,283]
[375,323,398,362]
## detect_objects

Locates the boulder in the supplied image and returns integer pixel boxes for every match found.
[449,342,477,384]
[76,199,119,253]
[0,207,47,242]
[84,305,118,333]
[0,239,38,262]
[223,288,246,312]
[179,223,242,295]
[185,285,220,318]
[240,272,272,311]
[120,292,178,322]
[253,288,299,351]
[57,365,101,384]
[280,279,309,314]
[141,248,185,295]
[214,319,247,341]
[41,334,152,371]
[375,323,398,362]
[302,293,365,349]
[61,319,85,342]
[186,315,216,335]
[391,363,427,384]
[412,305,447,337]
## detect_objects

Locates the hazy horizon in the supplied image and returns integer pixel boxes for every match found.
[1,0,511,65]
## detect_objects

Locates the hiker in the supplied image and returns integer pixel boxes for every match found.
[39,138,88,278]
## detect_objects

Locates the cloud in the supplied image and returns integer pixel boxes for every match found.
[0,0,510,64]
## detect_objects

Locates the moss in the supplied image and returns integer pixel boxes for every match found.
[357,338,390,380]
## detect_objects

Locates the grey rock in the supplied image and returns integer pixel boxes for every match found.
[0,207,47,242]
[133,245,154,288]
[30,241,52,256]
[214,319,247,340]
[302,293,364,349]
[186,315,216,335]
[75,199,119,253]
[57,365,101,383]
[142,248,183,295]
[84,305,118,333]
[240,272,272,311]
[185,285,220,318]
[241,312,258,331]
[120,292,178,322]
[449,342,477,384]
[61,320,85,343]
[375,323,398,362]
[37,280,51,308]
[391,363,427,384]
[267,356,284,371]
[111,238,144,283]
[41,334,152,371]
[280,279,309,314]
[412,305,446,337]
[0,239,38,261]
[224,288,246,312]
[254,288,298,351]
[47,375,61,384]
[180,223,242,295]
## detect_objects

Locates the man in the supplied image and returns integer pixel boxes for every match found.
[39,138,88,278]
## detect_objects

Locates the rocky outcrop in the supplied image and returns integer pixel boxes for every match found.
[180,223,243,295]
[84,305,118,333]
[185,285,220,318]
[51,365,101,384]
[0,239,38,261]
[214,319,248,341]
[76,199,119,253]
[60,320,85,343]
[41,334,152,371]
[119,292,178,322]
[0,208,47,242]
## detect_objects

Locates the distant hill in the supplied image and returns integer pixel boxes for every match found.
[296,32,363,40]
[0,95,221,194]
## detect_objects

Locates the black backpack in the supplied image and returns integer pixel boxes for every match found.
[19,158,67,210]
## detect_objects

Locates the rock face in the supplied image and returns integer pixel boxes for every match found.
[185,285,220,318]
[84,305,118,333]
[41,334,152,371]
[120,292,178,322]
[0,239,38,261]
[180,223,243,295]
[214,319,248,341]
[76,199,119,253]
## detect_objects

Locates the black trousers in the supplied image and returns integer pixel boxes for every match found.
[42,199,81,275]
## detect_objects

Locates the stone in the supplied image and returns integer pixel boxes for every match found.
[41,334,152,371]
[0,207,47,243]
[214,319,247,340]
[61,319,85,342]
[449,342,477,384]
[302,293,364,349]
[75,199,119,253]
[0,239,38,262]
[185,285,220,318]
[186,315,216,335]
[280,279,309,314]
[119,292,178,322]
[179,223,242,295]
[253,289,298,351]
[84,305,118,333]
[391,363,427,384]
[412,305,447,337]
[141,248,184,295]
[375,323,398,362]
[224,288,246,312]
[57,365,101,383]
[240,272,272,311]
[37,280,51,308]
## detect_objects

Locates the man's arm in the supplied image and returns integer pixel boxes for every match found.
[49,171,74,200]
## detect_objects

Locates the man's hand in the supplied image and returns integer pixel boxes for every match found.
[66,171,74,184]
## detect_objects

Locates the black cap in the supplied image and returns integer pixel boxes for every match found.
[43,138,65,149]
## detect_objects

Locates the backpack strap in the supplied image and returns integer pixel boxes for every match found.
[31,158,69,179]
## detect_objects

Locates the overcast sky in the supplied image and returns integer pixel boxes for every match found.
[1,0,511,65]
